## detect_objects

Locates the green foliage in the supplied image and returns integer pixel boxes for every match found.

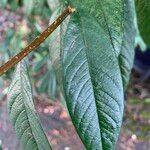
[0,28,25,79]
[68,0,123,56]
[0,0,7,8]
[60,0,136,149]
[47,0,60,12]
[62,6,124,149]
[31,46,57,99]
[119,0,136,89]
[23,0,34,16]
[3,0,148,149]
[23,0,51,18]
[135,0,150,47]
[7,60,52,150]
[49,5,69,87]
[0,0,57,98]
[39,66,57,99]
[49,7,62,82]
[7,0,20,10]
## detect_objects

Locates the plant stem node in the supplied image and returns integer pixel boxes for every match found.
[68,6,76,13]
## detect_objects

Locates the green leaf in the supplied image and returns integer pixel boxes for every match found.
[7,60,52,150]
[49,6,70,85]
[9,0,19,10]
[134,0,146,51]
[32,0,49,17]
[33,54,48,72]
[135,0,150,47]
[62,9,124,149]
[47,0,60,12]
[23,0,34,16]
[119,0,136,89]
[68,0,124,56]
[39,68,57,99]
[49,8,62,69]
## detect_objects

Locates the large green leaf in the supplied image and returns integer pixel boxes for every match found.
[119,0,136,89]
[49,5,70,85]
[68,0,124,56]
[135,0,150,47]
[7,60,51,150]
[62,8,124,149]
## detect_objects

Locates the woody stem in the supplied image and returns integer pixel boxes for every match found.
[0,6,75,76]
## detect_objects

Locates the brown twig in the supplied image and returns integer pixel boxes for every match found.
[0,6,75,76]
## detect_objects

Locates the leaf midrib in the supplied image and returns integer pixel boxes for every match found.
[77,11,104,149]
[98,0,117,57]
[18,62,39,149]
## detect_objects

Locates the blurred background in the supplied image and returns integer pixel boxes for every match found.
[0,0,149,150]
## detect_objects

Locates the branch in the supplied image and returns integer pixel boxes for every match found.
[0,6,75,76]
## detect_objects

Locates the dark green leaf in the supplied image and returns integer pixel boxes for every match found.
[8,0,19,10]
[39,68,56,99]
[7,60,52,150]
[33,55,48,72]
[68,0,124,56]
[62,9,124,149]
[48,70,57,99]
[135,0,150,47]
[49,6,70,86]
[119,0,136,89]
[49,8,62,69]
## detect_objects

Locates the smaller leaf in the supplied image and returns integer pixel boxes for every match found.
[62,9,124,149]
[134,1,147,51]
[135,0,150,47]
[48,70,57,99]
[49,6,70,86]
[33,54,48,72]
[39,68,57,99]
[9,0,19,10]
[47,0,60,12]
[23,0,34,16]
[7,60,52,150]
[49,8,62,68]
[119,0,136,89]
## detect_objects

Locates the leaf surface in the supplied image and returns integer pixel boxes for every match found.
[119,0,136,89]
[49,6,70,85]
[68,0,124,56]
[135,0,150,47]
[62,9,124,149]
[7,60,52,150]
